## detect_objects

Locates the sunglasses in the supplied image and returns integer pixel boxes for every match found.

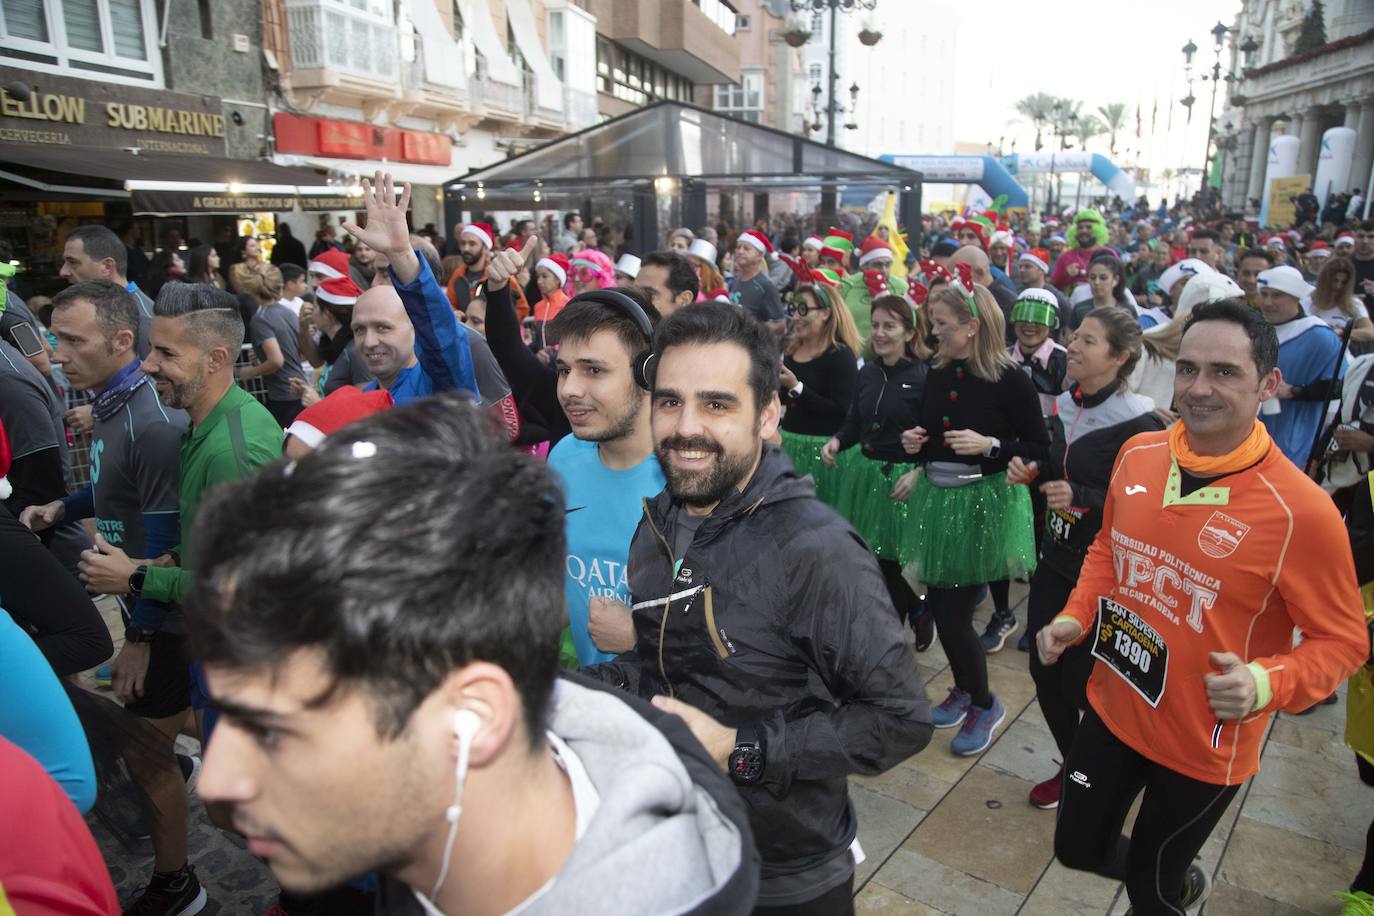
[786,299,829,318]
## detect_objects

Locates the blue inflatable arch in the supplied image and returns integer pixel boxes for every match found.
[878,155,1029,209]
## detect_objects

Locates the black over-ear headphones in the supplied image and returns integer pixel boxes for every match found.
[567,288,658,390]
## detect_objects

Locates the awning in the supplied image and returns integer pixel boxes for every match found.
[405,0,464,89]
[275,155,460,188]
[506,0,563,112]
[454,0,522,87]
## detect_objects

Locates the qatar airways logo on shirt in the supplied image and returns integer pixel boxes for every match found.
[566,555,630,601]
[1109,529,1220,633]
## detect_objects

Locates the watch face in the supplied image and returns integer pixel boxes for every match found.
[730,746,764,784]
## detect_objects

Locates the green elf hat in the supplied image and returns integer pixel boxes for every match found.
[813,267,843,285]
[822,227,855,254]
[1011,288,1059,328]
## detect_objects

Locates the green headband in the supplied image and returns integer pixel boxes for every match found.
[1011,299,1057,328]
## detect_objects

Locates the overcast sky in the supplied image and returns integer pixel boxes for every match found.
[881,0,1248,179]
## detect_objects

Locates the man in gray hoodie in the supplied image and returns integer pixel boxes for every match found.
[186,392,758,915]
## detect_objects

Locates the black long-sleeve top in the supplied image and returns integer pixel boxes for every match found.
[780,344,858,437]
[916,360,1050,474]
[835,357,928,463]
[484,283,570,443]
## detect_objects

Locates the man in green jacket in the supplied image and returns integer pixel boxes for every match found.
[838,235,908,342]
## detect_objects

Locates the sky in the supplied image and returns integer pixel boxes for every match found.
[867,0,1247,193]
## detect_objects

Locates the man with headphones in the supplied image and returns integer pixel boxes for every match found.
[486,242,666,669]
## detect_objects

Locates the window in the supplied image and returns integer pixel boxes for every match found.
[450,0,463,40]
[714,70,763,124]
[1,0,162,83]
[735,14,750,30]
[598,39,692,108]
[810,12,822,39]
[808,63,821,84]
[694,0,736,35]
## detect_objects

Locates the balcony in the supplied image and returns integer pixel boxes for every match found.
[1235,28,1374,117]
[399,35,478,130]
[469,71,527,123]
[599,0,741,84]
[525,74,567,132]
[564,86,599,131]
[284,0,400,110]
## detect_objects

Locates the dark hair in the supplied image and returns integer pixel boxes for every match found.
[1359,219,1374,233]
[547,286,659,359]
[186,244,218,284]
[652,301,779,412]
[185,393,564,742]
[277,223,295,240]
[234,235,257,258]
[563,211,581,229]
[280,263,306,285]
[51,279,140,339]
[870,294,921,360]
[1182,298,1279,377]
[153,281,245,352]
[67,225,127,277]
[1190,228,1221,244]
[1080,305,1143,380]
[640,250,700,300]
[143,248,183,300]
[1236,247,1274,267]
[1088,251,1126,303]
[932,239,960,258]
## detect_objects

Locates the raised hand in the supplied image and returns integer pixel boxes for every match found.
[341,172,418,283]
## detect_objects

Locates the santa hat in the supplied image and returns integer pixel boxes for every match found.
[536,252,571,286]
[802,235,824,251]
[461,223,495,249]
[687,239,718,264]
[822,228,855,254]
[315,276,362,306]
[1018,249,1050,274]
[989,230,1014,248]
[614,253,641,279]
[813,268,843,285]
[857,235,893,267]
[1045,218,1061,228]
[1307,241,1331,259]
[737,230,774,255]
[286,387,395,450]
[1048,233,1067,245]
[1257,265,1314,301]
[307,247,350,280]
[1263,234,1287,251]
[819,246,848,265]
[1336,232,1356,247]
[703,288,732,303]
[1011,288,1059,328]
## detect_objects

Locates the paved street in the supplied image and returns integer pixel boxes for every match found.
[90,585,1373,914]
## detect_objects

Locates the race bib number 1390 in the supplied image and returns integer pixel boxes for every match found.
[1090,597,1168,707]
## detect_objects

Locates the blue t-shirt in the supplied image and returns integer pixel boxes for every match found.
[547,436,665,667]
[1262,318,1345,465]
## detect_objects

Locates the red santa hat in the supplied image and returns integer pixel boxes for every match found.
[737,229,774,255]
[286,387,395,450]
[461,223,495,249]
[315,276,363,306]
[703,288,732,303]
[802,235,824,251]
[857,235,894,267]
[1307,241,1332,259]
[307,247,350,280]
[1018,249,1050,274]
[1263,234,1287,251]
[536,252,570,286]
[1336,231,1356,246]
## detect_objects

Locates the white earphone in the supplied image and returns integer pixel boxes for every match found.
[431,708,482,901]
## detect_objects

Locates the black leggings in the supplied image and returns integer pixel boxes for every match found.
[752,872,854,916]
[1027,564,1095,756]
[929,585,992,708]
[877,559,921,625]
[1055,710,1240,915]
[1354,754,1374,894]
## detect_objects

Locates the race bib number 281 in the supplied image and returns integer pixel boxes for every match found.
[1090,597,1169,707]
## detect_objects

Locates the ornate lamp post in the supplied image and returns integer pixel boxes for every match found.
[1182,24,1258,194]
[788,0,880,147]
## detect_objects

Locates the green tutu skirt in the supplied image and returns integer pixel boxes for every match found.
[904,471,1037,588]
[780,430,847,507]
[828,454,922,564]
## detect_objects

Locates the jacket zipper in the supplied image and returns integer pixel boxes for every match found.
[642,498,677,698]
[702,587,729,659]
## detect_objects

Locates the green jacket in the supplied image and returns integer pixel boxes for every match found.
[142,385,282,604]
[838,272,908,341]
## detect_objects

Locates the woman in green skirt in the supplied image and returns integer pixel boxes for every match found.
[778,280,861,506]
[819,294,931,637]
[901,273,1050,756]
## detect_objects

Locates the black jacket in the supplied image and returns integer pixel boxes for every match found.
[1039,384,1163,579]
[834,357,927,464]
[586,446,933,886]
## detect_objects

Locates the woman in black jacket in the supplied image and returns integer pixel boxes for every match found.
[778,281,861,506]
[902,276,1049,756]
[820,295,929,632]
[1007,306,1162,809]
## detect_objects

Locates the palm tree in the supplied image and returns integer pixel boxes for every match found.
[1015,92,1058,151]
[1073,114,1107,151]
[1097,102,1128,156]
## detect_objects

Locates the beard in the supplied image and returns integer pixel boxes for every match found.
[573,389,642,444]
[153,367,206,409]
[460,250,481,267]
[656,434,757,510]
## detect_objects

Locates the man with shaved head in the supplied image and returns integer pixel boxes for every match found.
[950,245,1018,336]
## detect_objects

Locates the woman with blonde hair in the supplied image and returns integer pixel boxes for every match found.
[1311,256,1374,343]
[902,270,1049,756]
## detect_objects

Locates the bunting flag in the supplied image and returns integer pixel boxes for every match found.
[876,191,911,278]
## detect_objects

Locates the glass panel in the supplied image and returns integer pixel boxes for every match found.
[3,0,48,40]
[109,0,147,59]
[64,0,104,51]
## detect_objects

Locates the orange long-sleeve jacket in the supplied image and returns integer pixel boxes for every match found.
[1059,428,1367,785]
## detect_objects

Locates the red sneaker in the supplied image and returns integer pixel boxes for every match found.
[1029,767,1062,809]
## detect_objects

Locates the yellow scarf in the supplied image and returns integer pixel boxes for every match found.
[1168,418,1272,476]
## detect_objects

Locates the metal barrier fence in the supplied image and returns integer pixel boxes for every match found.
[66,345,268,490]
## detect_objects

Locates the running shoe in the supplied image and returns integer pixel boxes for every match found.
[1016,632,1032,653]
[979,611,1019,653]
[1029,766,1062,809]
[1336,890,1374,915]
[951,695,1005,756]
[931,687,972,728]
[123,864,207,916]
[176,753,201,795]
[1179,862,1212,911]
[911,607,935,653]
[94,662,113,689]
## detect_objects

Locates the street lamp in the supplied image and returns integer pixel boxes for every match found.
[790,0,880,147]
[1183,22,1254,197]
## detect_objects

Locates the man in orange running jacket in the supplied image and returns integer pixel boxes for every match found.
[1038,299,1367,915]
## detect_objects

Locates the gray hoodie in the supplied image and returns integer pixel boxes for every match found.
[377,675,759,915]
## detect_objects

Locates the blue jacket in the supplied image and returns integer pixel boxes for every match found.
[366,252,478,404]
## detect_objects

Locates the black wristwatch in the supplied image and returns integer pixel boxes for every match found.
[124,624,156,644]
[127,564,149,598]
[728,724,765,785]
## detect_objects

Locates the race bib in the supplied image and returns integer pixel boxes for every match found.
[1091,597,1168,707]
[1047,505,1084,543]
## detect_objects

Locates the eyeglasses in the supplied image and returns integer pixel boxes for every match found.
[786,299,829,318]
